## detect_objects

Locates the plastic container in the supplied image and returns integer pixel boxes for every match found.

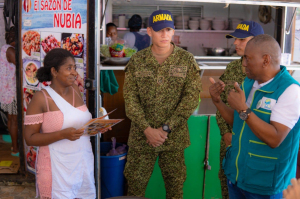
[119,14,126,28]
[2,135,12,143]
[101,142,127,199]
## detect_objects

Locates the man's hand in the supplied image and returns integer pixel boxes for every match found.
[158,127,168,138]
[283,178,300,199]
[209,77,225,104]
[227,82,248,112]
[144,127,168,147]
[222,132,232,147]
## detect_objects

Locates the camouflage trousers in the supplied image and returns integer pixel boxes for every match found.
[219,138,229,199]
[124,148,186,199]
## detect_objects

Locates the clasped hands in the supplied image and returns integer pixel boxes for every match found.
[208,77,248,112]
[144,127,168,148]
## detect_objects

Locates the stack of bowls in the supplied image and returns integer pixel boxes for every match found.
[204,17,214,21]
[199,19,211,30]
[176,15,190,21]
[212,19,225,30]
[231,18,243,30]
[189,20,199,30]
[190,16,201,21]
[175,15,189,29]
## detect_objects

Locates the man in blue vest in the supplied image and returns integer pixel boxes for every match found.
[209,34,300,198]
[123,14,151,51]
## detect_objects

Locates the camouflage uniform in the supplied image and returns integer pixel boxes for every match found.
[123,43,202,199]
[216,58,246,199]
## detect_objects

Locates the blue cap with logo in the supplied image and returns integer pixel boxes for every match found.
[226,21,264,39]
[149,10,175,32]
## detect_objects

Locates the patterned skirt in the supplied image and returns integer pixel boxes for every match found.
[1,97,17,115]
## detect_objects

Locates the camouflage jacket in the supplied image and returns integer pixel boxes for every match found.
[216,58,247,136]
[123,43,202,152]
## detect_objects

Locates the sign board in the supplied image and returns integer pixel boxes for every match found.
[21,0,87,174]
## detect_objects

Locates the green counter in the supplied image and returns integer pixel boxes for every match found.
[145,115,222,199]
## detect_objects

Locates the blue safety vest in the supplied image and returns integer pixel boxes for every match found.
[223,66,300,195]
[132,32,150,51]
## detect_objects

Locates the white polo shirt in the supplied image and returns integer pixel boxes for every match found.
[246,79,300,129]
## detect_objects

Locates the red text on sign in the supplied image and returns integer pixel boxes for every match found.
[40,0,62,11]
[53,13,82,29]
[63,0,72,11]
[34,0,39,10]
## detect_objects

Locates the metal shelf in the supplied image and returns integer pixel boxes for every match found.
[117,28,234,33]
[99,62,300,71]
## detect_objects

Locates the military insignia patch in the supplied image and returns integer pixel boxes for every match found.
[157,76,164,85]
[135,71,153,77]
[169,65,187,78]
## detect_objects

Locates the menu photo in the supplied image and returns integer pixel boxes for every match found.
[22,30,41,60]
[40,32,62,60]
[78,109,123,136]
[25,146,37,174]
[61,33,84,58]
[23,87,37,112]
[23,59,41,89]
[81,119,124,136]
[75,60,85,95]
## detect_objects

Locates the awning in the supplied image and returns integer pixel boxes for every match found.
[160,0,300,7]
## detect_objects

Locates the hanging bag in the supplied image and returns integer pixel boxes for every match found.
[3,0,16,31]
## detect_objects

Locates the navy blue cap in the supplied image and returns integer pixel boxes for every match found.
[149,10,174,31]
[226,21,264,39]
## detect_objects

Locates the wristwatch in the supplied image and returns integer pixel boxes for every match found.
[162,124,171,133]
[239,108,252,121]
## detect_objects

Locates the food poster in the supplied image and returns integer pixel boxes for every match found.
[22,30,41,61]
[26,146,37,173]
[40,32,61,60]
[22,0,88,174]
[23,59,41,89]
[23,88,37,112]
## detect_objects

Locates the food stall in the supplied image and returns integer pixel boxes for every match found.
[96,0,300,198]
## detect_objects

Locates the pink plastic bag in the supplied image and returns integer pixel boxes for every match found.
[106,137,127,156]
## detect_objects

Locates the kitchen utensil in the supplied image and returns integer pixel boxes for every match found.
[175,21,188,26]
[176,15,190,21]
[191,17,201,21]
[200,19,211,30]
[203,17,214,21]
[189,20,199,29]
[119,14,126,28]
[102,57,130,65]
[231,18,243,29]
[175,25,188,29]
[212,19,225,30]
[203,47,233,56]
[189,25,199,30]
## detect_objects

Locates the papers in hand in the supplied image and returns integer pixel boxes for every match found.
[79,109,123,136]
